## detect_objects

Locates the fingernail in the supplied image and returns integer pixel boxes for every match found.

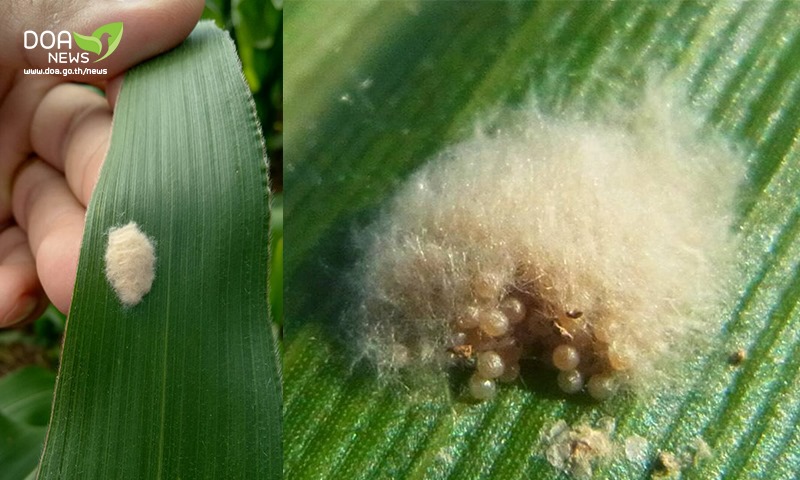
[2,296,38,326]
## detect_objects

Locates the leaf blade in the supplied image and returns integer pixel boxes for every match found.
[285,1,800,479]
[38,21,280,480]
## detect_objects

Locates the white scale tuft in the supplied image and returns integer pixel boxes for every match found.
[104,222,156,307]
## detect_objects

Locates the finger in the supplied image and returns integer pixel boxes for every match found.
[11,159,84,313]
[0,225,45,327]
[1,0,205,81]
[0,70,14,101]
[0,74,61,223]
[106,74,124,109]
[31,83,111,206]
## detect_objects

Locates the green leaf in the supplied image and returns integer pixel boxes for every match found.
[37,21,281,479]
[71,32,102,55]
[284,1,800,479]
[0,367,56,480]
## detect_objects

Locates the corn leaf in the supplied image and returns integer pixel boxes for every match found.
[37,21,280,479]
[285,1,800,479]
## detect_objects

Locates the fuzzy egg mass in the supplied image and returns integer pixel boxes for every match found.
[104,222,156,307]
[354,88,745,400]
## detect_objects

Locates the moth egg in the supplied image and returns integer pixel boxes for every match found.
[557,369,584,394]
[587,374,618,400]
[104,221,156,307]
[472,273,501,300]
[552,344,580,371]
[476,350,505,379]
[478,309,509,337]
[499,296,527,324]
[498,362,520,383]
[468,374,497,401]
[456,306,481,330]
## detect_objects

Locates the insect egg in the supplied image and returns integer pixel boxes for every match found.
[478,309,510,337]
[468,374,497,401]
[476,350,505,379]
[472,273,502,301]
[456,306,481,330]
[500,296,527,324]
[587,374,618,400]
[552,344,581,371]
[557,369,584,394]
[498,362,520,383]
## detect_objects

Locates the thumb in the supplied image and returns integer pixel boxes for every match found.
[1,0,204,80]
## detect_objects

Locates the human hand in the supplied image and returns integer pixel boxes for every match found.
[0,0,204,327]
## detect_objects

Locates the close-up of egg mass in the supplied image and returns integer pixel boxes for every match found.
[352,87,745,401]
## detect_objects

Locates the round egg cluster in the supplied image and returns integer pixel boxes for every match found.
[449,273,624,401]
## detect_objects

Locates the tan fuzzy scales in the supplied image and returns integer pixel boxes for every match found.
[104,222,156,306]
[541,419,615,478]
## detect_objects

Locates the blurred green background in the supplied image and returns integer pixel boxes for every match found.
[205,0,284,192]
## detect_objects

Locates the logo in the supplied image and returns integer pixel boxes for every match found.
[23,21,123,64]
[73,22,124,63]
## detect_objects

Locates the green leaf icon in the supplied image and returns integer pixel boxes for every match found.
[72,21,123,63]
[72,32,102,55]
